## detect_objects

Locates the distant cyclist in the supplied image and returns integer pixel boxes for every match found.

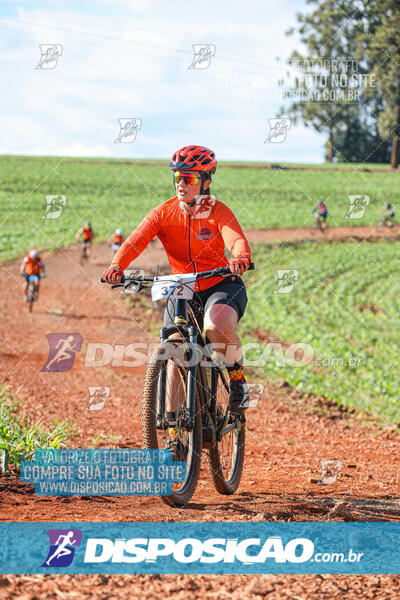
[312,201,328,231]
[102,145,252,415]
[20,249,46,302]
[380,202,395,227]
[76,221,94,259]
[109,228,125,255]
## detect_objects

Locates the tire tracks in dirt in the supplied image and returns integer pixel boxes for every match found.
[0,229,399,598]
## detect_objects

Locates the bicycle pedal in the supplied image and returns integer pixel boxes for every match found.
[228,412,245,425]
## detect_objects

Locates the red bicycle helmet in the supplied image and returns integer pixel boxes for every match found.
[169,145,217,173]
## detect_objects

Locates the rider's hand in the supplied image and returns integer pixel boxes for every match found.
[102,266,123,284]
[229,257,251,276]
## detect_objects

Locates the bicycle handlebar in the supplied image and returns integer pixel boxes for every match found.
[100,262,254,286]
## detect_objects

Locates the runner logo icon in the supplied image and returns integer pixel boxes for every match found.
[86,386,110,410]
[346,195,370,219]
[42,195,67,219]
[265,118,292,143]
[36,44,63,69]
[188,44,216,69]
[41,333,82,372]
[42,529,82,567]
[275,270,299,294]
[114,118,142,143]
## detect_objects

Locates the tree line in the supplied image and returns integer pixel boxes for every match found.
[279,0,400,166]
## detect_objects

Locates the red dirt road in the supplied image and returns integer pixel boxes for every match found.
[246,224,400,244]
[1,230,399,598]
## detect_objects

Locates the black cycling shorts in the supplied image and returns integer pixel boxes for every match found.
[163,275,248,332]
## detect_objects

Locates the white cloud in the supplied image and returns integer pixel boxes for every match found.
[0,142,113,157]
[0,1,326,162]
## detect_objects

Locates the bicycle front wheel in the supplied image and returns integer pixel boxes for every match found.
[27,283,34,313]
[142,343,202,507]
[207,366,245,494]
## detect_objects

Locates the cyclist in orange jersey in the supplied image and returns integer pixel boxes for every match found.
[20,249,46,301]
[103,145,252,413]
[108,228,125,255]
[76,221,94,256]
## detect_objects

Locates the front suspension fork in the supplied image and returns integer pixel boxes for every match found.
[184,326,198,430]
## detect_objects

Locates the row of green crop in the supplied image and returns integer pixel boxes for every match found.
[1,156,399,260]
[241,240,400,424]
[0,386,74,472]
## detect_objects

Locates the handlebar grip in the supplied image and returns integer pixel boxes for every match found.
[100,276,125,283]
[249,262,255,270]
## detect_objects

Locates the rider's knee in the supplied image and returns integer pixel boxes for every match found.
[205,305,237,333]
[204,318,236,340]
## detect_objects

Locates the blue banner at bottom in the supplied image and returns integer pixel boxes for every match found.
[0,522,399,574]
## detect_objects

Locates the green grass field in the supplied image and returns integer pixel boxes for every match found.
[1,155,398,424]
[1,155,399,260]
[0,385,74,471]
[242,240,400,424]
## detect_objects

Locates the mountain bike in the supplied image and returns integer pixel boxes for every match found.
[79,241,91,265]
[26,274,40,313]
[379,213,395,228]
[109,242,122,259]
[312,213,327,232]
[102,264,254,507]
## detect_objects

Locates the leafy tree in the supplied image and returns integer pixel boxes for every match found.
[279,0,365,161]
[359,0,400,167]
[279,0,393,164]
[331,94,391,163]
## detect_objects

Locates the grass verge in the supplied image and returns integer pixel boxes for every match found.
[1,156,399,260]
[0,385,76,473]
[241,240,400,425]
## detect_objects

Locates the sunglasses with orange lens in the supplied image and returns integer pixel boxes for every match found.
[173,171,201,185]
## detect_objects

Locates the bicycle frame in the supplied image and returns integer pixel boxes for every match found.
[158,299,211,436]
[158,297,236,446]
[104,262,254,440]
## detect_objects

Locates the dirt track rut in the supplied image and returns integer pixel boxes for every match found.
[0,228,399,597]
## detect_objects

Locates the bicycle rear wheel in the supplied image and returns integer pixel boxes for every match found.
[27,282,34,313]
[80,243,88,265]
[142,343,202,507]
[207,366,245,494]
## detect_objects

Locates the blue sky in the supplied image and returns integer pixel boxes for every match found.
[0,0,325,162]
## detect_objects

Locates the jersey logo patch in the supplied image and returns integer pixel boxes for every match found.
[197,227,215,241]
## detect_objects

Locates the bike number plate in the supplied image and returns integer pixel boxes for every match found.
[152,274,196,301]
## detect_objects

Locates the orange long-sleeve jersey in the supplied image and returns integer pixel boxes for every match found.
[22,255,44,275]
[113,232,125,244]
[78,226,94,241]
[111,196,251,291]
